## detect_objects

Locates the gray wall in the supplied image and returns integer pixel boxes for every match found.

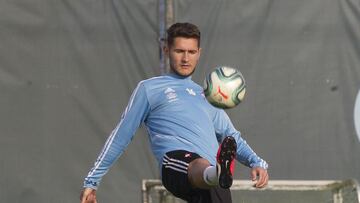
[175,0,360,181]
[0,0,359,202]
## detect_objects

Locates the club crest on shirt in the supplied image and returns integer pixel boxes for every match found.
[186,88,196,96]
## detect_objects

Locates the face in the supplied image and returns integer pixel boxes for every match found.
[166,37,201,77]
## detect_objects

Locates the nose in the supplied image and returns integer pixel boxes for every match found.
[182,52,189,62]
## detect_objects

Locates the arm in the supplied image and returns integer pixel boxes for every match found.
[82,82,150,190]
[212,108,269,187]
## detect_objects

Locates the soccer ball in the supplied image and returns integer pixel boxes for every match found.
[203,66,246,109]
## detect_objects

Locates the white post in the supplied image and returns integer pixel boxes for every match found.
[332,188,343,203]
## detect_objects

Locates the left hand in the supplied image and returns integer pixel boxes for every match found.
[250,167,269,188]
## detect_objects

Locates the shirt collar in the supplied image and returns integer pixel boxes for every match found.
[166,73,192,80]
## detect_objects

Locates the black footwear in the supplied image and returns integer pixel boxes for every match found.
[216,136,237,189]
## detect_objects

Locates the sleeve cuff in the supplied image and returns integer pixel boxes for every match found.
[83,179,99,190]
[250,159,269,169]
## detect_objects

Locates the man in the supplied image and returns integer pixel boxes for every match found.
[80,22,269,203]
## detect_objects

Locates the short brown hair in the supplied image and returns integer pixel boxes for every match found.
[166,22,201,47]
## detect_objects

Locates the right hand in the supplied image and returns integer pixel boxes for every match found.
[80,188,97,203]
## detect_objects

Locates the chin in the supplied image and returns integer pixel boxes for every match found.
[171,68,195,77]
[178,71,193,77]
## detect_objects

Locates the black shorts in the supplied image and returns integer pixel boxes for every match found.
[161,150,232,203]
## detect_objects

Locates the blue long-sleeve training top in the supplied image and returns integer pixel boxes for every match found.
[84,73,268,189]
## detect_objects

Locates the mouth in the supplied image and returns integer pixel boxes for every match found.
[180,64,191,68]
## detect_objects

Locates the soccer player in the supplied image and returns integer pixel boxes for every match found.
[80,22,269,203]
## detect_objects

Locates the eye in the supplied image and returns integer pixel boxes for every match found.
[189,50,198,54]
[174,49,184,53]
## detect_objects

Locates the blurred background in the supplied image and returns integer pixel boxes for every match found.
[0,0,359,202]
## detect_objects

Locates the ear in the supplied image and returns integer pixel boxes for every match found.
[163,45,169,56]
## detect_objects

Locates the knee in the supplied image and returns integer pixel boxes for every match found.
[188,158,210,173]
[188,158,211,187]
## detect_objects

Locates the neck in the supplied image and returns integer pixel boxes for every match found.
[168,70,192,80]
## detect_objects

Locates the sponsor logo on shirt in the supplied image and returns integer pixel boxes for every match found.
[164,88,178,102]
[165,87,175,94]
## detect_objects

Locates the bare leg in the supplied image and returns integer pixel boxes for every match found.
[187,158,213,189]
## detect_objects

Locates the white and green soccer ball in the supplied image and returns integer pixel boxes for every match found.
[203,66,246,109]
